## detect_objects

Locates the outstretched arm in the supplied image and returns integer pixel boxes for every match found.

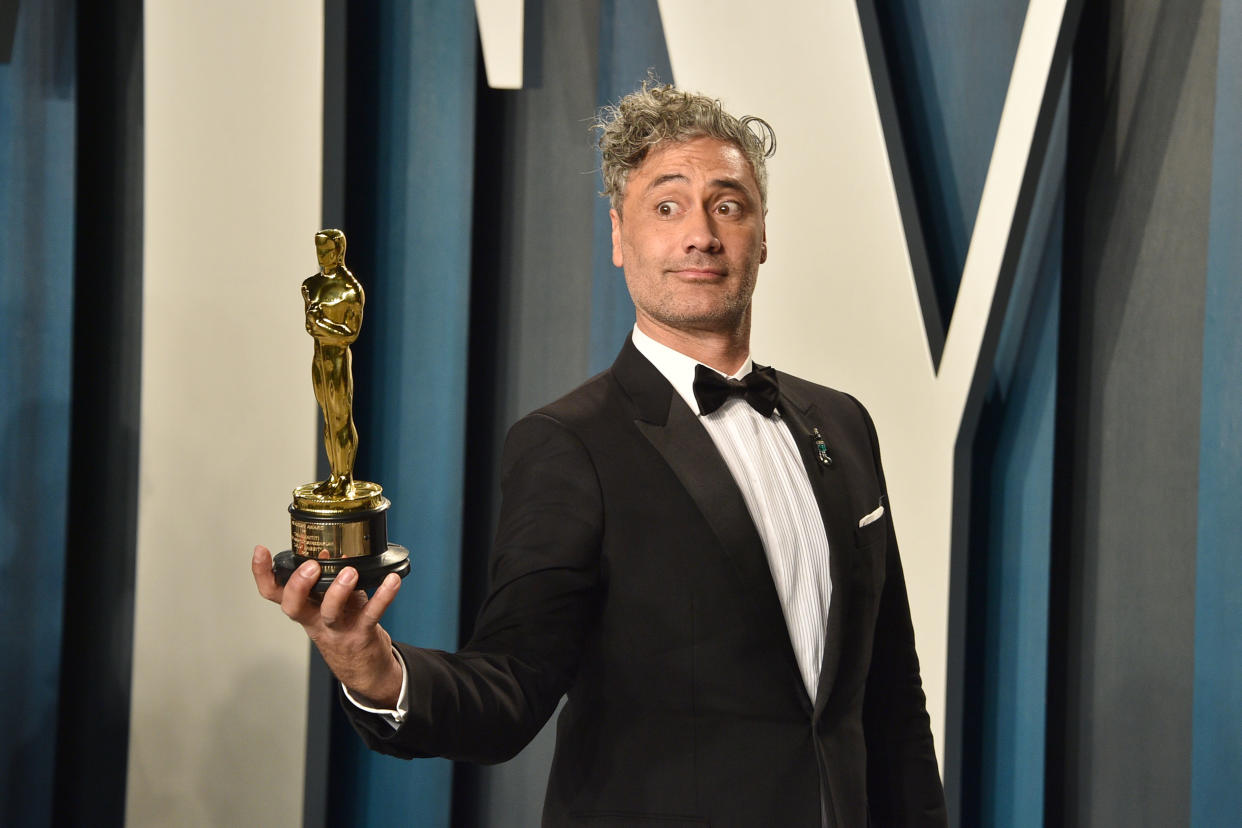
[339,412,606,765]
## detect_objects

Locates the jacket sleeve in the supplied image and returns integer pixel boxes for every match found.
[341,412,604,764]
[852,397,949,827]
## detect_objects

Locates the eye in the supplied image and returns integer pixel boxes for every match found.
[656,201,680,217]
[715,200,743,217]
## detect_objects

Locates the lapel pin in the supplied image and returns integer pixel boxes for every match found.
[811,428,833,467]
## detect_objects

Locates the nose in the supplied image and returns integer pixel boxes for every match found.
[683,205,721,253]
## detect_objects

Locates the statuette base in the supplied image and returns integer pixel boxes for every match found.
[275,492,411,593]
[273,544,411,593]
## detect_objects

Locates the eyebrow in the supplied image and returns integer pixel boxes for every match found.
[645,173,689,192]
[644,174,751,196]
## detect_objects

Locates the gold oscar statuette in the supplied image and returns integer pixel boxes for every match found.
[273,229,411,591]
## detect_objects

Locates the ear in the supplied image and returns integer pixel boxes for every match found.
[610,208,624,268]
[759,226,767,264]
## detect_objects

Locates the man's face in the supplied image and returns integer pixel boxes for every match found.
[610,137,767,340]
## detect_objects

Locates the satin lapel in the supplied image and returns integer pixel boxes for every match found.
[613,340,807,708]
[634,401,807,707]
[775,384,858,716]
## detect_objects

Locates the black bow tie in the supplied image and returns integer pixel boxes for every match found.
[693,363,780,416]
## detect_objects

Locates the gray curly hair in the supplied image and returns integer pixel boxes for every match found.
[595,79,776,213]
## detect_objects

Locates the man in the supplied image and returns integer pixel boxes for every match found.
[254,83,947,827]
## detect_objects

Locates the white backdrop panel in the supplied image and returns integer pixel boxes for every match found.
[129,2,322,825]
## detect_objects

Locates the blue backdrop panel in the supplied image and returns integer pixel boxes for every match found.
[870,0,1026,326]
[980,279,1058,828]
[872,0,1060,821]
[331,3,477,826]
[589,0,671,373]
[971,79,1066,828]
[976,212,1060,828]
[1192,2,1242,824]
[0,2,75,826]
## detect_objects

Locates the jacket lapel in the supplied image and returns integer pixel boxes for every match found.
[775,378,860,717]
[612,339,809,709]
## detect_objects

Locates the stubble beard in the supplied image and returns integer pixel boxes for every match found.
[635,267,757,338]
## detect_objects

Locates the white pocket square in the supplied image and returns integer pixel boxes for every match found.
[858,504,885,528]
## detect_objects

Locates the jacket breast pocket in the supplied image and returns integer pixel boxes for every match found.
[846,516,887,593]
[853,511,887,549]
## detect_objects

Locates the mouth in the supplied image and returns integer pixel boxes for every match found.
[668,266,726,280]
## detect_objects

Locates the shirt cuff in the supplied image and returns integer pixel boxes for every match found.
[340,646,410,731]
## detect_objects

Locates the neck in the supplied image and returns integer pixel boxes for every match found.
[636,314,751,375]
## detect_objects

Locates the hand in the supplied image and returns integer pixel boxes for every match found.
[252,545,404,707]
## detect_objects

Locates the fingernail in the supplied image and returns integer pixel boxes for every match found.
[252,546,264,562]
[298,560,320,578]
[339,567,357,586]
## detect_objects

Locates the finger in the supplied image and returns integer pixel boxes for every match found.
[280,559,322,624]
[360,572,402,627]
[318,565,359,627]
[252,545,282,602]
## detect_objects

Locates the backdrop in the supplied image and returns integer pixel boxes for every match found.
[1,1,1238,826]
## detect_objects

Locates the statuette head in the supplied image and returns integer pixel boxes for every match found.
[314,228,347,271]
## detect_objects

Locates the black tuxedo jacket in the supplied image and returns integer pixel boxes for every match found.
[345,337,947,827]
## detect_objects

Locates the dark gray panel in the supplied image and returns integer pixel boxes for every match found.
[1058,1,1218,825]
[467,2,603,826]
[492,0,600,422]
[0,0,17,63]
[54,1,145,825]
